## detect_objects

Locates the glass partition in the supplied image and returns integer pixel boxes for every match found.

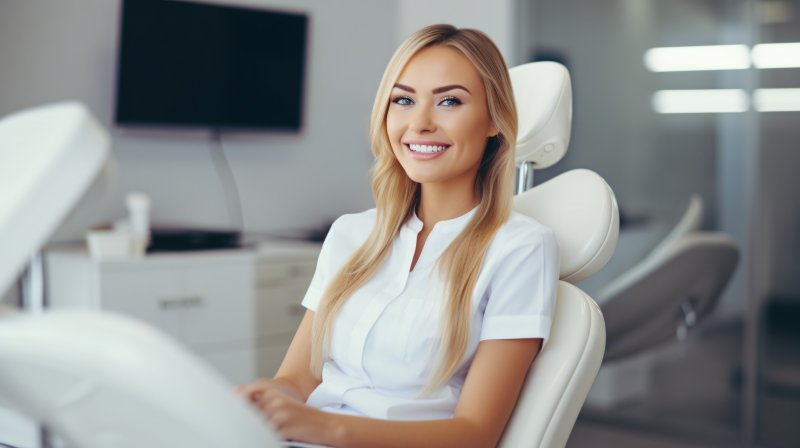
[522,0,800,446]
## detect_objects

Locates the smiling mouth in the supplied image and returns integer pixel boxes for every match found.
[406,143,450,154]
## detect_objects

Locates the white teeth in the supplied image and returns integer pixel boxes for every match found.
[408,144,448,153]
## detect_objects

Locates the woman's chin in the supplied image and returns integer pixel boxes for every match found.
[403,171,444,185]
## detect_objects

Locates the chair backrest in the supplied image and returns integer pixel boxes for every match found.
[0,102,108,298]
[499,62,619,448]
[597,194,703,302]
[596,194,739,362]
[501,170,617,448]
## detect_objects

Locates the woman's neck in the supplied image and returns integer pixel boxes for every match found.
[416,182,479,229]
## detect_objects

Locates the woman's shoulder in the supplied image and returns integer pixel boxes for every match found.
[325,208,377,244]
[493,211,556,247]
[481,211,560,278]
[330,208,377,230]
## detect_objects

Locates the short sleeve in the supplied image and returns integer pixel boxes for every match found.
[479,228,560,345]
[300,218,343,312]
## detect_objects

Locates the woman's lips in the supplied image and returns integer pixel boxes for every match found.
[404,142,451,160]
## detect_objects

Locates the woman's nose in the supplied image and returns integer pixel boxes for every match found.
[408,106,436,133]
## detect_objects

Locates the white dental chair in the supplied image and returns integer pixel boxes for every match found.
[0,102,285,448]
[499,62,617,447]
[595,194,739,362]
[0,102,109,308]
[0,62,616,448]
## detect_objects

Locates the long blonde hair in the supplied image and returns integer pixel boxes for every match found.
[311,24,518,391]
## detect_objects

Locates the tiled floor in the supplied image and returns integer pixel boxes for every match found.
[567,305,800,448]
[568,420,735,448]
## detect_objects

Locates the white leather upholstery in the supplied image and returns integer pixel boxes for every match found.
[0,102,287,448]
[500,62,618,448]
[596,196,739,362]
[514,169,619,283]
[510,62,572,168]
[645,194,703,262]
[502,169,617,448]
[0,102,108,297]
[0,311,281,448]
[597,194,702,302]
[500,282,605,448]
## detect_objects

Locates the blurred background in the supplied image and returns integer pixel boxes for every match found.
[0,0,798,447]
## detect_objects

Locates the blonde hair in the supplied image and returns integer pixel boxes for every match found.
[311,24,518,392]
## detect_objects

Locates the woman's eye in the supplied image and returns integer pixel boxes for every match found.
[440,96,462,106]
[391,96,413,106]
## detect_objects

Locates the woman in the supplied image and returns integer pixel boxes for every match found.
[238,24,559,447]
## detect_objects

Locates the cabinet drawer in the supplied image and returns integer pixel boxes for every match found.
[256,284,307,337]
[98,268,185,341]
[100,262,255,345]
[255,262,314,338]
[256,263,314,336]
[182,263,255,345]
[256,261,316,287]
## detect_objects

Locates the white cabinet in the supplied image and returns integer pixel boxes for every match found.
[253,240,321,377]
[44,240,320,385]
[45,241,320,383]
[0,241,320,448]
[45,247,258,385]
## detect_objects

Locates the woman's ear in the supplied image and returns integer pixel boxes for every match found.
[487,122,499,138]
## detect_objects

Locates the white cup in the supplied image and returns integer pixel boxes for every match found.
[126,192,151,252]
[129,234,148,258]
[86,230,133,260]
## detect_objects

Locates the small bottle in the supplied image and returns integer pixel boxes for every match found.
[126,192,151,257]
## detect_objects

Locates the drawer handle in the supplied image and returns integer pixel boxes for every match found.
[159,296,205,310]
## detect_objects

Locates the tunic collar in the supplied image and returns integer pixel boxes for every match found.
[406,204,480,234]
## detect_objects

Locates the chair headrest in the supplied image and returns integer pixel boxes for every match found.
[513,169,619,283]
[509,61,572,169]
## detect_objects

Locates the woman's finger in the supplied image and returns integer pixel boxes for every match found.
[258,392,287,413]
[235,379,272,400]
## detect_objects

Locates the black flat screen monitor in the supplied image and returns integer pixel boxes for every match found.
[115,0,308,130]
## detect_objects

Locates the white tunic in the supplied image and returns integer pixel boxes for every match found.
[301,206,559,420]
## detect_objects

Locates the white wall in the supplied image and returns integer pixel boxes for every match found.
[0,0,526,243]
[395,0,521,66]
[0,0,396,241]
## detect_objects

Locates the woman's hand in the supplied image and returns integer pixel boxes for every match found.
[233,312,333,443]
[235,378,340,445]
[255,390,342,445]
[235,378,304,405]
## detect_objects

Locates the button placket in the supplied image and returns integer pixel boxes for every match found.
[347,225,417,379]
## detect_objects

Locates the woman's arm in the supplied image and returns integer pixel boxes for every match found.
[258,337,541,447]
[273,310,322,398]
[237,310,321,402]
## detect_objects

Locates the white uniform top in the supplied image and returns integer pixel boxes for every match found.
[301,206,559,420]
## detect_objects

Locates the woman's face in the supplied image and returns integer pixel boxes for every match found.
[386,45,497,188]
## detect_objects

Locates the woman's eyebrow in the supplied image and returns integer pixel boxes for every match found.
[433,84,471,94]
[393,83,471,94]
